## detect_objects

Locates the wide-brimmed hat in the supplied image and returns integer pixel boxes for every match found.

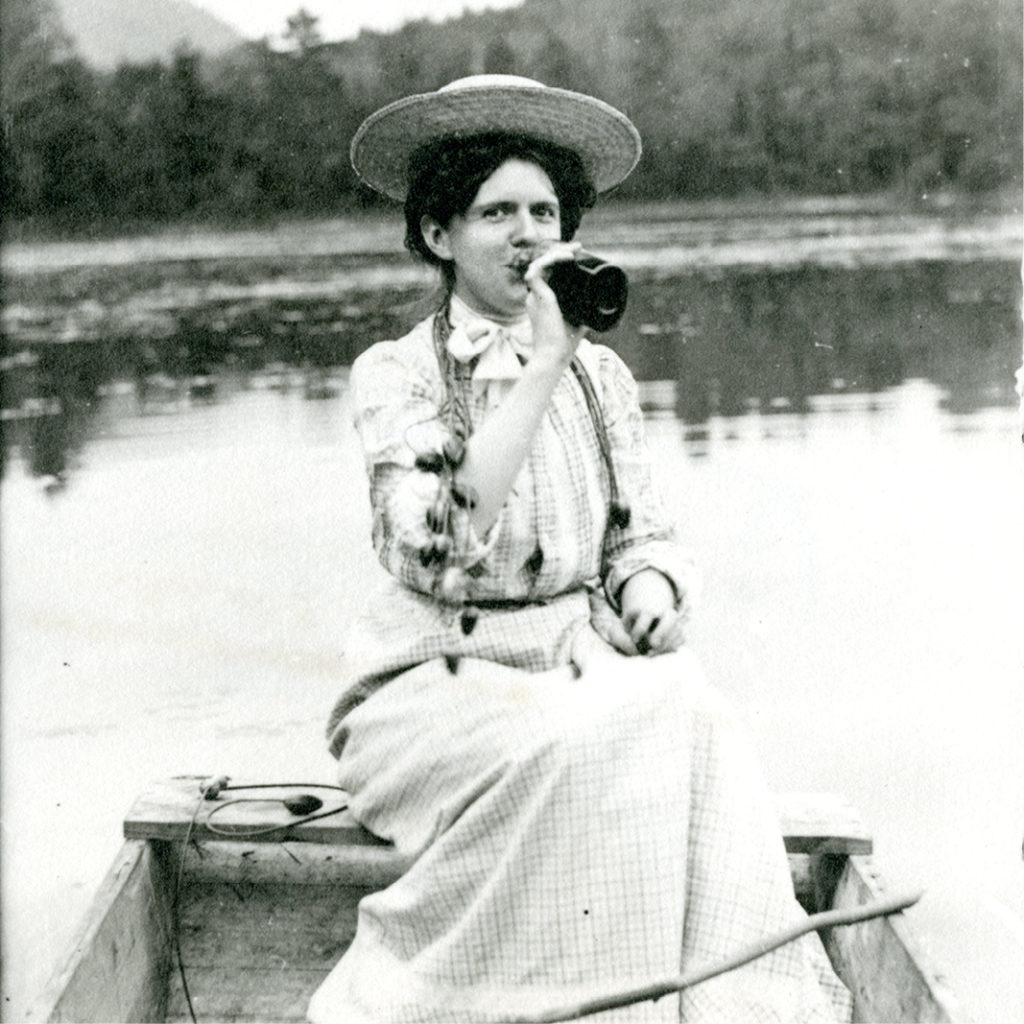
[350,74,642,201]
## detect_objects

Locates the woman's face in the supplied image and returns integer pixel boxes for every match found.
[421,158,563,319]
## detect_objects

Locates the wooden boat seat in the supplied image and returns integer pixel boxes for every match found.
[127,778,872,851]
[124,777,873,906]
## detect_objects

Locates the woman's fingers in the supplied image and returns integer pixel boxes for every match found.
[626,610,686,656]
[524,244,585,362]
[624,610,657,654]
[522,241,580,282]
[646,614,687,654]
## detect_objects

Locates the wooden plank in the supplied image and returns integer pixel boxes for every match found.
[169,837,409,888]
[128,779,872,856]
[165,965,330,1023]
[30,840,174,1023]
[165,838,823,910]
[124,777,383,847]
[175,878,366,969]
[773,792,873,856]
[171,844,821,952]
[160,846,381,1022]
[820,855,961,1023]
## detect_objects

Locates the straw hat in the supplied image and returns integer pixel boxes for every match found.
[350,74,642,201]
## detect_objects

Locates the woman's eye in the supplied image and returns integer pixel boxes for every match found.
[477,203,557,222]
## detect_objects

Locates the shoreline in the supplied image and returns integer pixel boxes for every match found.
[4,201,1021,278]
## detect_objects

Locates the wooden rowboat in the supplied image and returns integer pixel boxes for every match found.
[32,777,960,1023]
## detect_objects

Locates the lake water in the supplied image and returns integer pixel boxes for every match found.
[2,212,1023,1021]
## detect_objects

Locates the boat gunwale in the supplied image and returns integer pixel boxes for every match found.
[29,839,174,1024]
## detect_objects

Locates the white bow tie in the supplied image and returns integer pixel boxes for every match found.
[446,322,531,382]
[445,300,534,406]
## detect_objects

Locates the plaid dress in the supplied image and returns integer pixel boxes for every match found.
[312,307,849,1022]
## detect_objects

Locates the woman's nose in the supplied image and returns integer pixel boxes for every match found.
[510,207,540,243]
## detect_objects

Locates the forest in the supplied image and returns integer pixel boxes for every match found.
[1,0,1021,233]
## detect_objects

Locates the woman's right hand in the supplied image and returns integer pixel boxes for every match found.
[523,243,584,371]
[456,243,584,536]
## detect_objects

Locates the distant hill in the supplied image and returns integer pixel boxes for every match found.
[54,0,243,69]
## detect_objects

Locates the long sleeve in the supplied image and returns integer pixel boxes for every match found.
[351,326,498,598]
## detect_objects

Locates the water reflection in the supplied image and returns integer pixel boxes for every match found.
[618,261,1020,422]
[2,259,1019,485]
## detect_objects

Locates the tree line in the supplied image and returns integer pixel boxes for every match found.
[1,0,1020,232]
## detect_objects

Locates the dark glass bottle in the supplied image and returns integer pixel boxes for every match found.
[547,252,629,332]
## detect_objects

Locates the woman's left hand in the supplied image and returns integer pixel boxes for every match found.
[619,569,688,656]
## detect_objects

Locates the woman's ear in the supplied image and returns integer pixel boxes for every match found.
[420,216,453,261]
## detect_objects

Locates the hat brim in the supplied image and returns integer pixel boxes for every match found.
[350,83,642,201]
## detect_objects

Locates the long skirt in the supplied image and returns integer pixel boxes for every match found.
[307,649,850,1023]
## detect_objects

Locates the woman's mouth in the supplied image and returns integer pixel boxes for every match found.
[508,254,533,281]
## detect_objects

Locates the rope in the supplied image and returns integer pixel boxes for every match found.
[568,357,630,550]
[172,779,351,1022]
[203,797,349,838]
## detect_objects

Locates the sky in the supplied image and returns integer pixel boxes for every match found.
[187,0,524,43]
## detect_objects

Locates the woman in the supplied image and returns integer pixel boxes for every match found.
[310,76,848,1023]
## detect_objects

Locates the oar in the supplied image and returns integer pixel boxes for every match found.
[506,889,923,1023]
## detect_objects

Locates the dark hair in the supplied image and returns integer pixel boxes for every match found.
[403,133,598,293]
